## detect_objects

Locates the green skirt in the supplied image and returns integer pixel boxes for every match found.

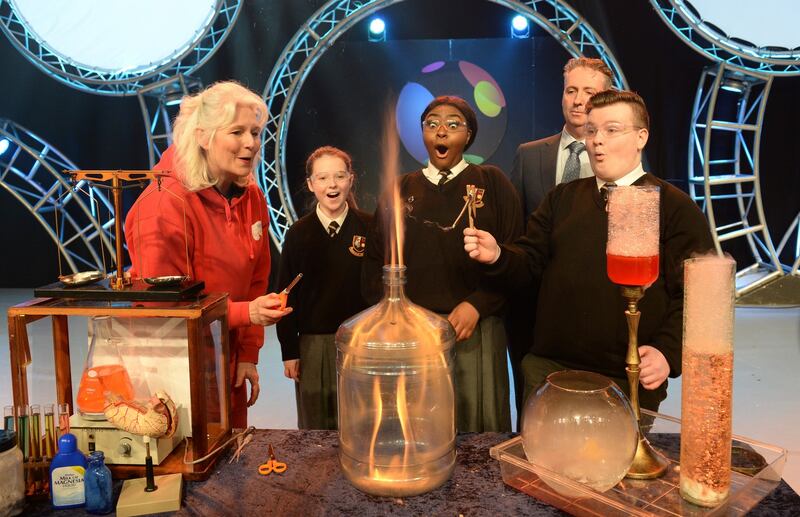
[452,315,511,433]
[296,334,338,430]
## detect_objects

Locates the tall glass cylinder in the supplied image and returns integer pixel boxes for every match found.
[337,265,456,497]
[679,255,736,507]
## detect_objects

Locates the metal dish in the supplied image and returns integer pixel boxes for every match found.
[59,270,106,287]
[144,275,190,287]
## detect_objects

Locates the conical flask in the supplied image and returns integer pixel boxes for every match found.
[337,265,456,497]
[76,316,135,419]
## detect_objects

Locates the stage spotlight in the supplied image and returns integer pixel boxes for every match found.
[0,138,9,156]
[721,77,746,93]
[368,18,386,42]
[511,15,530,39]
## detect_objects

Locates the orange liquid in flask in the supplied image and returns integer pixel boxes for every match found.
[76,364,135,415]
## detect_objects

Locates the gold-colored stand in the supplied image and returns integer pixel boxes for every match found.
[621,285,669,479]
[66,169,169,290]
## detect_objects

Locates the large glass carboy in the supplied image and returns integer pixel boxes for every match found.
[337,265,456,497]
[76,316,135,419]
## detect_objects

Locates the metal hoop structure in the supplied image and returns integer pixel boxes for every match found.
[0,119,115,274]
[650,0,800,76]
[0,0,243,96]
[651,0,800,296]
[687,64,783,296]
[137,75,204,168]
[259,0,628,249]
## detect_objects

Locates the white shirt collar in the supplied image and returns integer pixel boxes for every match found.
[422,159,469,185]
[316,202,349,234]
[595,163,646,190]
[559,127,585,149]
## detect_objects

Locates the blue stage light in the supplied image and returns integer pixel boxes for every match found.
[0,138,9,156]
[368,18,386,42]
[511,15,530,39]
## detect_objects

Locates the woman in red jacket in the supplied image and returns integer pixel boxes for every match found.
[125,81,290,427]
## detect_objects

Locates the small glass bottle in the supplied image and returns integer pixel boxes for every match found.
[84,451,113,514]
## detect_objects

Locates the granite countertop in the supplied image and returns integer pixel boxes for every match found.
[23,430,800,516]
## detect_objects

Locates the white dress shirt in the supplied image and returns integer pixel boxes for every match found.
[316,202,349,235]
[422,159,469,186]
[595,163,646,191]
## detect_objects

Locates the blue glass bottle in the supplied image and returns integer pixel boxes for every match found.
[84,451,113,514]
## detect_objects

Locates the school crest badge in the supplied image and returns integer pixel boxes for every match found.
[463,184,486,208]
[349,235,366,257]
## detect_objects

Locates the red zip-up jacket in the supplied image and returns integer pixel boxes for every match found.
[125,147,271,366]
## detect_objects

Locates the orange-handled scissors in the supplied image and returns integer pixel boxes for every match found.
[278,273,303,310]
[258,444,287,475]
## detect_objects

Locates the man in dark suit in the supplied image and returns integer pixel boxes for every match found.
[510,58,614,217]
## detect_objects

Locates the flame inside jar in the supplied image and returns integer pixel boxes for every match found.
[337,265,456,497]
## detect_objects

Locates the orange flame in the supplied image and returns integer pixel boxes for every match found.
[381,105,403,266]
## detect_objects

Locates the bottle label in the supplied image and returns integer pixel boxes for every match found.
[51,466,86,506]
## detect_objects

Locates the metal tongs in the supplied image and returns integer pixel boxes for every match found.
[279,273,303,310]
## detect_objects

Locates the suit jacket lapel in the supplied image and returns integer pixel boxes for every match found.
[540,133,560,198]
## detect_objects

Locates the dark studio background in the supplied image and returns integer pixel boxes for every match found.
[0,0,797,287]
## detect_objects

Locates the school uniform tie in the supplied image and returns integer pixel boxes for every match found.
[600,181,617,206]
[327,220,339,237]
[437,169,452,191]
[562,141,585,183]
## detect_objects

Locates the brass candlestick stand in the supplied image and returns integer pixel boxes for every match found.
[621,285,669,479]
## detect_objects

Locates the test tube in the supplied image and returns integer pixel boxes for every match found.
[57,403,71,438]
[16,405,30,459]
[29,404,42,460]
[43,404,56,459]
[3,405,14,431]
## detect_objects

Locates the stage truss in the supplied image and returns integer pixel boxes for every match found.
[651,0,800,296]
[650,0,800,76]
[0,0,242,96]
[259,0,628,249]
[0,119,115,274]
[137,75,203,168]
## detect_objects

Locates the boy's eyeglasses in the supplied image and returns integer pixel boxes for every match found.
[584,123,644,139]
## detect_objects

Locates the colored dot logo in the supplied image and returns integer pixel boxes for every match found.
[396,60,507,165]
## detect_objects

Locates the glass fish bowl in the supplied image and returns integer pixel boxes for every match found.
[522,370,638,497]
[337,265,456,497]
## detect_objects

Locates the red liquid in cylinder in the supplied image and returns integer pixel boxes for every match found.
[76,364,135,415]
[607,254,659,286]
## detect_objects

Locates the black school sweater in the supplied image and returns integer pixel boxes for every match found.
[364,163,523,316]
[276,208,372,361]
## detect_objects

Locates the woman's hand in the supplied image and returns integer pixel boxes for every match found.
[249,292,292,326]
[448,301,480,341]
[283,359,300,381]
[235,361,260,406]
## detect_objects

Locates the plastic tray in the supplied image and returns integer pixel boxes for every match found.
[489,410,787,516]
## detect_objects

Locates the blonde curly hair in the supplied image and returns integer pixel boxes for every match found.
[172,81,268,191]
